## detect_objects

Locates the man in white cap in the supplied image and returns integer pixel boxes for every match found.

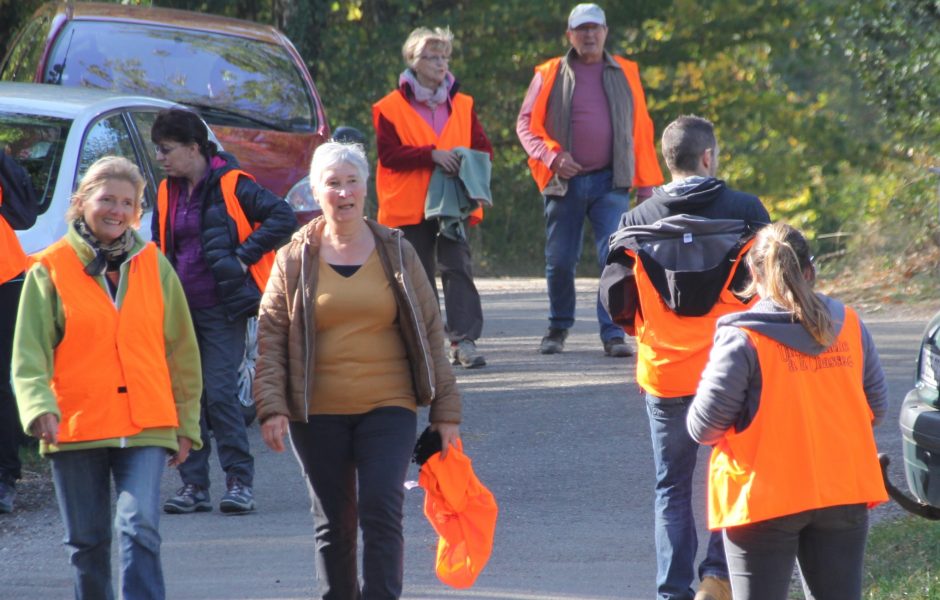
[516,3,663,360]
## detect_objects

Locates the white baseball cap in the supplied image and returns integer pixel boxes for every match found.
[568,3,606,29]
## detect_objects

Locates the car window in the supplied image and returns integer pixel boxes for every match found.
[127,110,165,207]
[0,15,51,83]
[0,113,69,215]
[45,21,316,133]
[78,113,148,208]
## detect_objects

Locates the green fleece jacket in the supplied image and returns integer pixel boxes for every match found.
[12,225,203,455]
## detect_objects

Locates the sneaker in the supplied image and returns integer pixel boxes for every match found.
[163,483,212,514]
[450,339,486,368]
[539,327,568,354]
[603,337,634,357]
[220,478,255,514]
[0,480,15,514]
[694,576,732,600]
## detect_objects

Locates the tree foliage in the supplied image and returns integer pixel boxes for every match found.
[1,0,936,274]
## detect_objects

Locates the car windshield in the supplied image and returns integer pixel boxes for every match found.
[0,113,69,215]
[46,21,315,132]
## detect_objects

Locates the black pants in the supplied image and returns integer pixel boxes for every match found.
[399,220,483,343]
[723,503,869,600]
[0,277,24,485]
[289,407,417,600]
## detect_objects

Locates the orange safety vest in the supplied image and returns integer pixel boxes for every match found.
[706,307,888,530]
[631,239,754,398]
[418,438,498,589]
[526,56,663,192]
[157,170,274,294]
[373,90,483,228]
[37,240,178,443]
[0,186,29,284]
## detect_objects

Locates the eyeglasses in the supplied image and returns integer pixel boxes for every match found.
[154,143,182,156]
[418,55,450,63]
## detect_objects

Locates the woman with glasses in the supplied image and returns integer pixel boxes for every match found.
[373,26,493,370]
[149,109,297,516]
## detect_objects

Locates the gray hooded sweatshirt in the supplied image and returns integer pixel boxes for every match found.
[687,295,887,445]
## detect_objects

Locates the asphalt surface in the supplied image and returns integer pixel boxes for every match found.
[0,277,930,600]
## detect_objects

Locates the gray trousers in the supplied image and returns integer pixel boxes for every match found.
[178,305,253,489]
[723,503,869,600]
[289,407,417,600]
[400,219,483,343]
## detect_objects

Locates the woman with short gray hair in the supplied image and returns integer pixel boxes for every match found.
[255,141,462,599]
[373,25,493,370]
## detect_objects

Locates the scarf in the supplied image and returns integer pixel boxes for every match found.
[399,69,453,109]
[73,218,135,276]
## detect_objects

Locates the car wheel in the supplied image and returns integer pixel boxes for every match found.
[238,317,258,427]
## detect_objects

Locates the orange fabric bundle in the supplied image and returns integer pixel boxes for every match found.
[418,439,497,588]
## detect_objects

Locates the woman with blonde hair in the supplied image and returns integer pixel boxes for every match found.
[373,26,493,369]
[255,141,461,600]
[687,222,888,600]
[13,156,202,600]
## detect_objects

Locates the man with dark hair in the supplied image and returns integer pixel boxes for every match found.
[517,3,664,357]
[601,115,770,600]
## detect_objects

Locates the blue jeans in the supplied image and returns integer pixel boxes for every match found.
[179,305,253,489]
[646,394,728,600]
[543,169,630,341]
[50,446,167,600]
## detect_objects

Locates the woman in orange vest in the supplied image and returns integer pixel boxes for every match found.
[687,223,888,600]
[150,109,297,516]
[11,156,203,600]
[255,142,462,599]
[373,26,493,369]
[0,151,38,514]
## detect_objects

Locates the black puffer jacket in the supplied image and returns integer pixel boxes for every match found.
[152,152,298,320]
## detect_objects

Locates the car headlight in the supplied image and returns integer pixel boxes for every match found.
[284,176,318,212]
[917,328,940,404]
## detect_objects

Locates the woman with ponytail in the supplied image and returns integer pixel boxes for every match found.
[687,222,888,600]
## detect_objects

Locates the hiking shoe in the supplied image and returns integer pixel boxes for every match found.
[450,340,486,368]
[539,327,568,354]
[603,337,634,357]
[0,481,15,514]
[163,483,211,514]
[220,478,255,514]
[694,576,732,600]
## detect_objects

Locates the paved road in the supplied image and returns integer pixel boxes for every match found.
[0,278,929,600]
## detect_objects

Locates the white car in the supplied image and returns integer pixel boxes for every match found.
[2,82,257,422]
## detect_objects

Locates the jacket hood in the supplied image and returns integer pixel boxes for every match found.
[718,294,846,356]
[648,177,728,213]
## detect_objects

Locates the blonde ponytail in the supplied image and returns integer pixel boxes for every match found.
[745,223,834,347]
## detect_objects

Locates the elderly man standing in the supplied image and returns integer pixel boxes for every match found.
[517,3,663,357]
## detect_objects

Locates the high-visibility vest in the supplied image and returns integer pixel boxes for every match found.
[631,239,754,398]
[0,186,29,284]
[525,56,662,192]
[373,90,483,228]
[706,307,888,529]
[157,170,274,293]
[37,240,178,443]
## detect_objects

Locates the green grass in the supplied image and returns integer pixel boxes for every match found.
[864,515,940,599]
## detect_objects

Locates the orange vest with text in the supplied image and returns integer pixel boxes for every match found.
[0,186,29,284]
[373,91,483,228]
[706,307,888,529]
[37,240,178,443]
[526,56,662,192]
[157,170,274,294]
[631,240,754,398]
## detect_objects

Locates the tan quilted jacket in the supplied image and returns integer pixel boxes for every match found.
[253,217,461,424]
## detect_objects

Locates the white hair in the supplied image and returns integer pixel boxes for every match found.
[309,141,369,188]
[401,26,454,67]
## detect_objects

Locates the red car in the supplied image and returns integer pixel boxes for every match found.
[2,1,326,222]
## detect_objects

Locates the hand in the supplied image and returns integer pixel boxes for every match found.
[431,149,461,176]
[430,422,460,459]
[168,437,193,467]
[29,413,59,445]
[550,151,582,179]
[262,415,290,453]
